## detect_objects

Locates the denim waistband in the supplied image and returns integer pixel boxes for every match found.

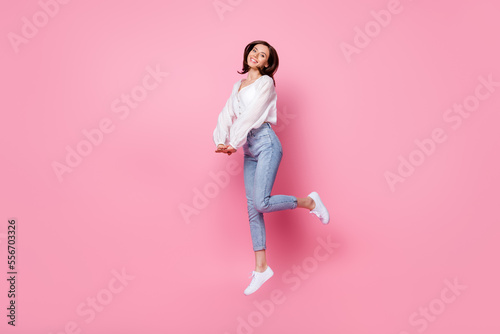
[248,122,271,138]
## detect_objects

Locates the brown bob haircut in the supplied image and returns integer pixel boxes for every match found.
[237,40,279,86]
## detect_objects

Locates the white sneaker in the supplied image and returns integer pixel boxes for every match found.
[244,266,274,295]
[308,191,330,224]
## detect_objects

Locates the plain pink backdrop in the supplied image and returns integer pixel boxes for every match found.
[1,0,499,333]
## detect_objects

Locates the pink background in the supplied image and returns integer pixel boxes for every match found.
[1,0,499,333]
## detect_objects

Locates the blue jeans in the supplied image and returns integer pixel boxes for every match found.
[243,122,298,251]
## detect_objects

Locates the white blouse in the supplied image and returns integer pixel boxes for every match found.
[213,75,277,150]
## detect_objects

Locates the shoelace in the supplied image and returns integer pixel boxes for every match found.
[247,271,259,287]
[310,208,320,217]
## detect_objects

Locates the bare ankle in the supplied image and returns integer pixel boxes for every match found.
[307,196,315,210]
[255,264,268,272]
[297,197,315,210]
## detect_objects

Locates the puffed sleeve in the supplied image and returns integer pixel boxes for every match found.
[213,91,236,146]
[228,76,276,150]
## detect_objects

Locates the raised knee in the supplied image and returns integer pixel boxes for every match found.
[253,197,269,213]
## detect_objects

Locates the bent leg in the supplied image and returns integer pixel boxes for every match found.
[253,141,298,213]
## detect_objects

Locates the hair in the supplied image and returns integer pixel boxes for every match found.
[237,40,279,86]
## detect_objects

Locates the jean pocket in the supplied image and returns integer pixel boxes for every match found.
[254,132,271,140]
[254,134,272,146]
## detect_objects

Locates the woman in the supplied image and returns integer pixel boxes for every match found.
[213,40,330,295]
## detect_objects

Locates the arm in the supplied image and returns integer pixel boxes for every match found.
[213,92,235,147]
[228,77,276,150]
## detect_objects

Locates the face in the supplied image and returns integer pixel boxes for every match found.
[247,44,270,70]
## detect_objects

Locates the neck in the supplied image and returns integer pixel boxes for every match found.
[246,68,263,81]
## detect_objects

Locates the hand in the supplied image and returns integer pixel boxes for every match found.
[215,144,226,153]
[215,144,237,156]
[225,145,237,156]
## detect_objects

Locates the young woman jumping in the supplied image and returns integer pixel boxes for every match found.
[213,40,330,295]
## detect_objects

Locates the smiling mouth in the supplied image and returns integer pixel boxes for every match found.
[251,58,258,64]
